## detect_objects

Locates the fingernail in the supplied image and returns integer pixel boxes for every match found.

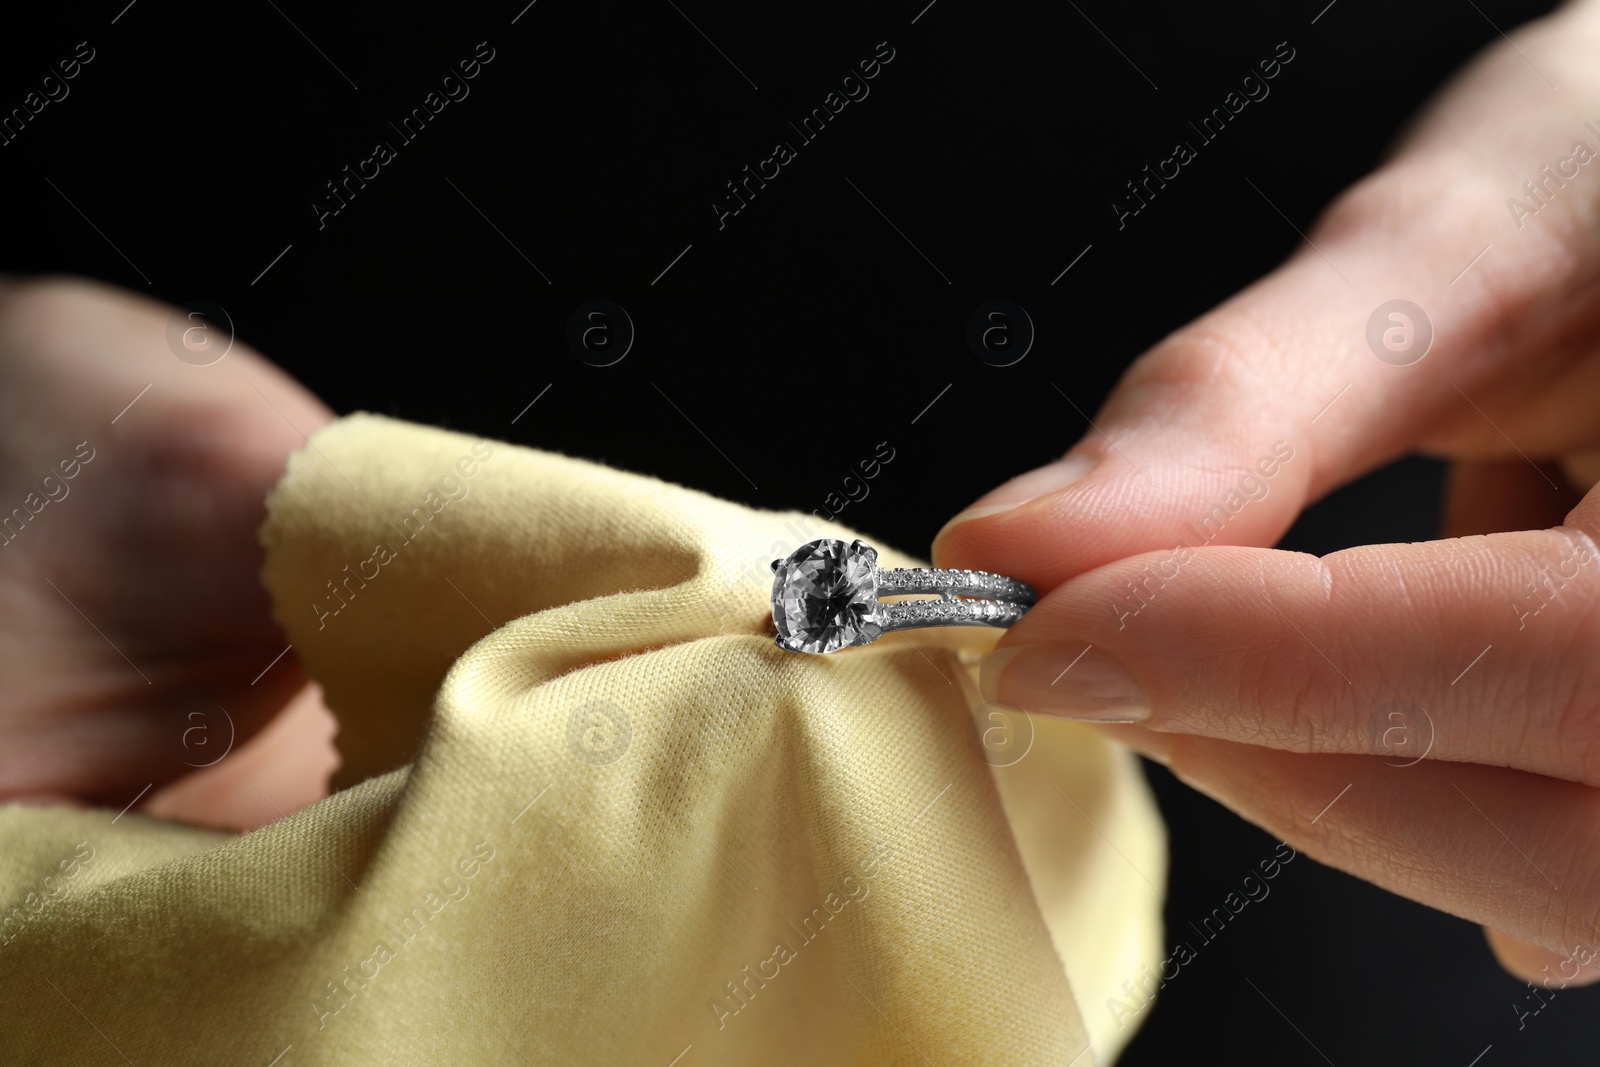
[945,452,1098,526]
[980,645,1151,722]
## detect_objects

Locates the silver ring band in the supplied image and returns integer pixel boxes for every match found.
[771,538,1037,654]
[874,566,1036,604]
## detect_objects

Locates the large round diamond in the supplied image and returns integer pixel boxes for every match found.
[772,539,880,654]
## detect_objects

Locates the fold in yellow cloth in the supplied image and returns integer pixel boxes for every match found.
[0,413,1165,1065]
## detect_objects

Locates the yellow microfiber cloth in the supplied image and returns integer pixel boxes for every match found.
[0,412,1165,1065]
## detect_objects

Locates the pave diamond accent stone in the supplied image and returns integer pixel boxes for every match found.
[874,566,1035,604]
[876,597,1027,630]
[771,539,881,654]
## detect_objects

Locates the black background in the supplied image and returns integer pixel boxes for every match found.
[4,0,1596,1062]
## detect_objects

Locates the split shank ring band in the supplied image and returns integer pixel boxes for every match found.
[770,538,1037,654]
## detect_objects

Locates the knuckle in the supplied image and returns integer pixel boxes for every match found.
[1123,308,1283,407]
[1306,163,1418,247]
[0,274,99,327]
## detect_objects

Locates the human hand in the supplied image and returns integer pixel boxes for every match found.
[0,277,337,827]
[934,0,1600,987]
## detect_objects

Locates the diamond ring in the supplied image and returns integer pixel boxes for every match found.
[770,538,1038,654]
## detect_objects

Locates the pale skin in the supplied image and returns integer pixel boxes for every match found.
[936,0,1600,988]
[0,277,337,829]
[4,0,1599,995]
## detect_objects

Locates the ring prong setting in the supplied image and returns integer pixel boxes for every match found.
[770,537,1034,655]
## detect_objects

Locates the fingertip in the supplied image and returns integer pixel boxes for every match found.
[980,644,1152,723]
[930,498,1048,579]
[932,453,1097,569]
[959,453,1100,520]
[1483,926,1600,988]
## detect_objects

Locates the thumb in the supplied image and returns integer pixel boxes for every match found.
[933,132,1600,589]
[931,227,1404,589]
[934,165,1587,588]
